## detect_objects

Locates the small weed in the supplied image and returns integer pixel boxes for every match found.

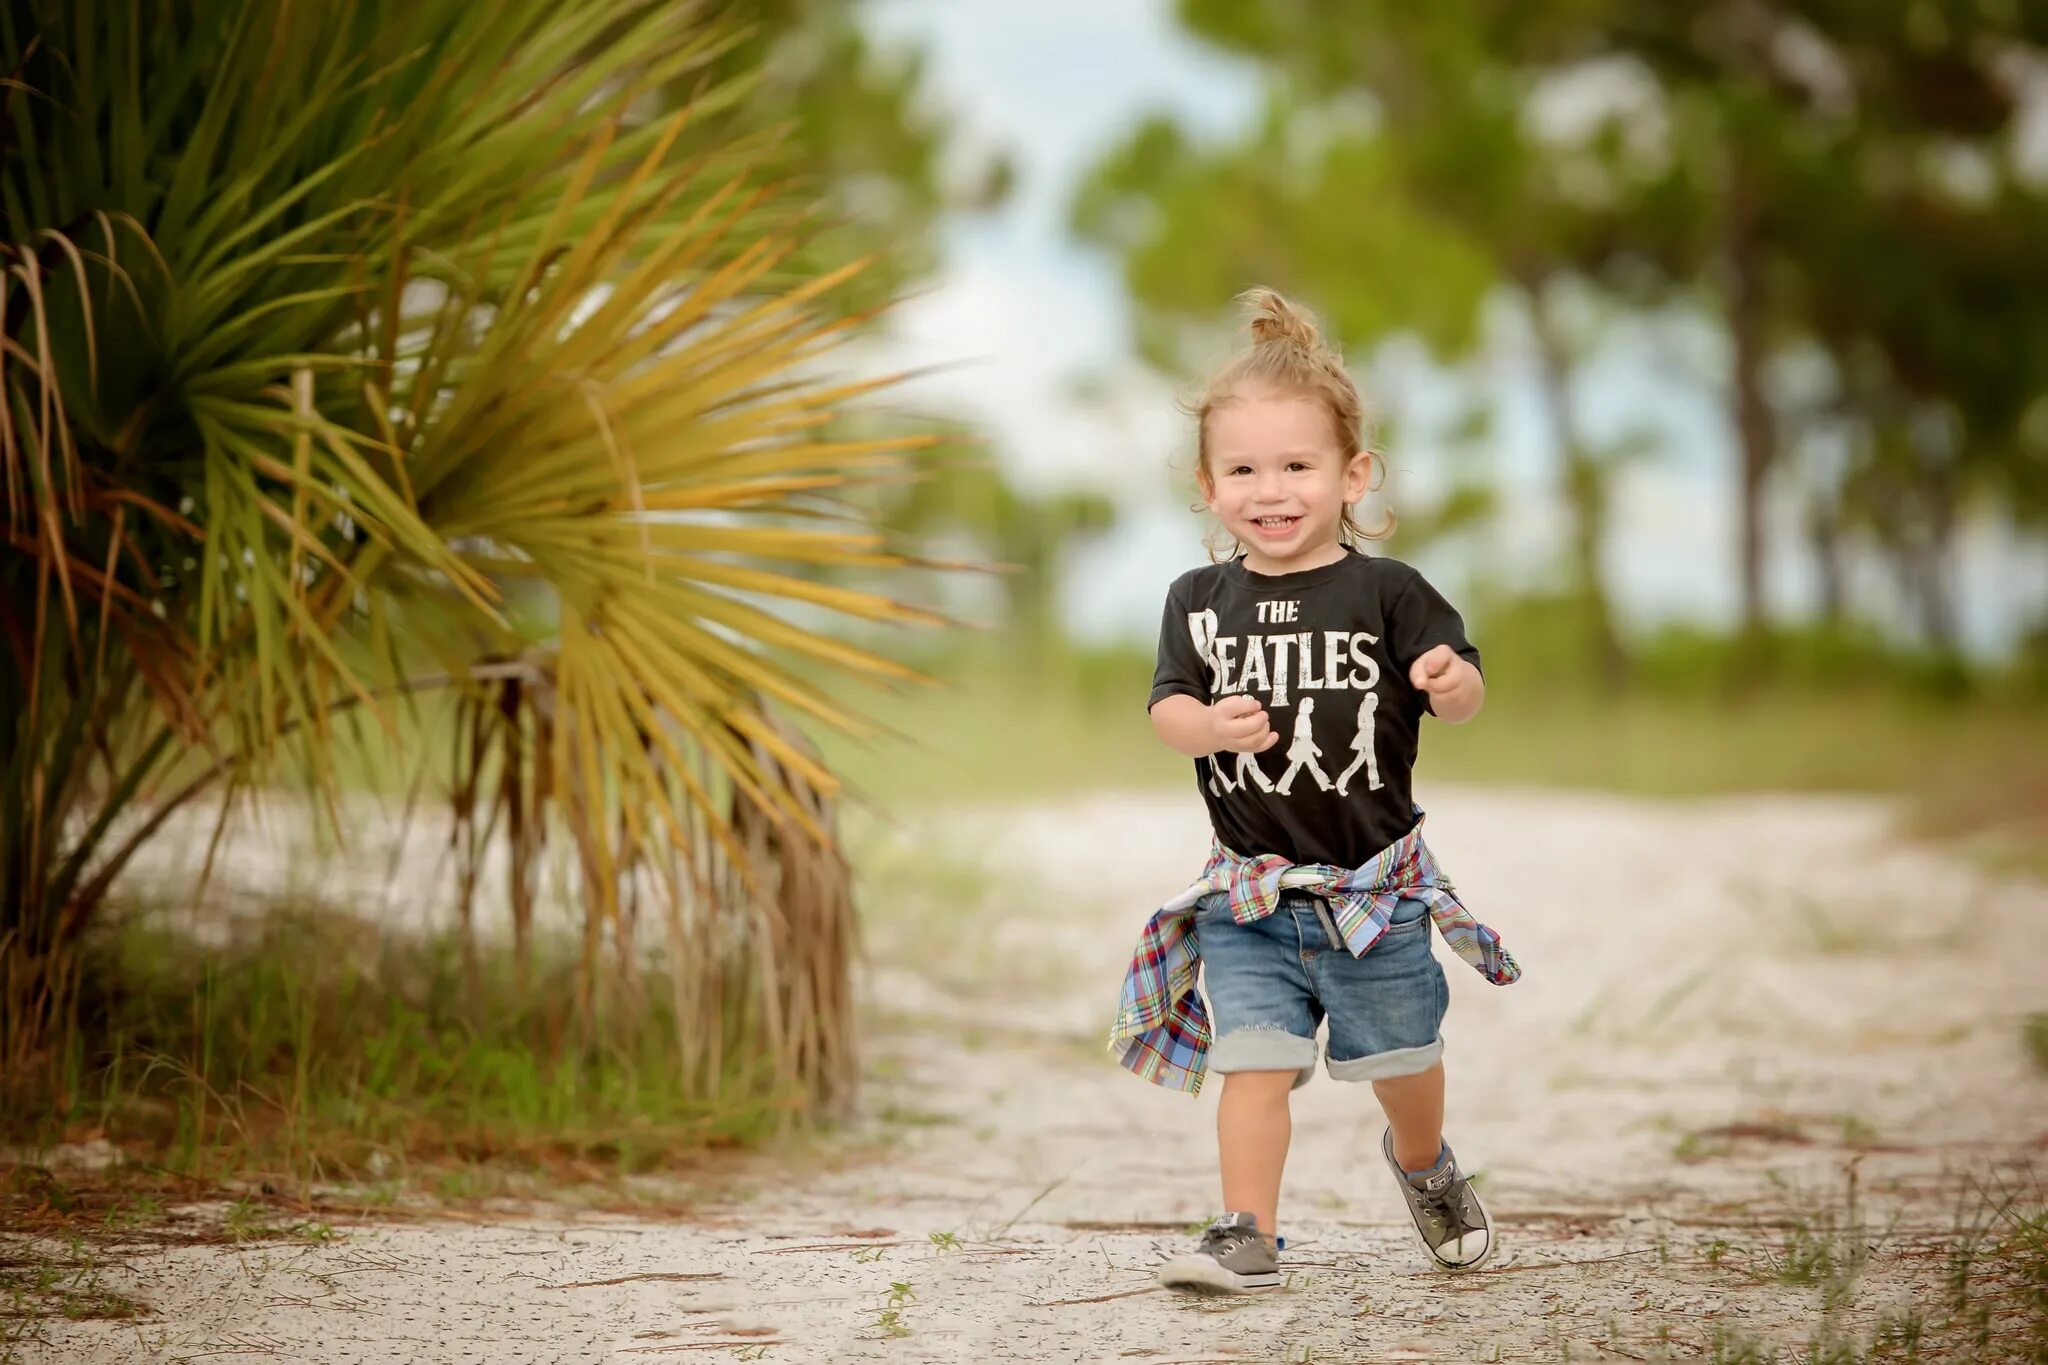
[101,1194,164,1233]
[1708,1326,1771,1364]
[1993,1201,2048,1361]
[2,1167,73,1216]
[849,1245,887,1264]
[1712,1314,1936,1364]
[982,1169,1075,1241]
[1867,1309,1929,1360]
[0,1238,147,1333]
[1793,896,1865,953]
[222,1199,267,1242]
[1760,1167,1887,1311]
[927,1230,962,1254]
[219,1199,338,1246]
[436,1166,495,1202]
[1676,1129,1736,1163]
[1694,1169,2047,1362]
[2023,1014,2048,1075]
[874,1280,914,1339]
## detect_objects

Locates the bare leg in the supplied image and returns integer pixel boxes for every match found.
[1217,1070,1295,1241]
[1372,1061,1446,1172]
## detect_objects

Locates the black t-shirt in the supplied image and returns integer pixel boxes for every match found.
[1148,548,1481,867]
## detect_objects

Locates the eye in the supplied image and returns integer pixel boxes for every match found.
[1287,461,1311,472]
[1227,465,1252,476]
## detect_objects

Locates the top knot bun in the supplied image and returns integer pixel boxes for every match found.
[1239,287,1325,353]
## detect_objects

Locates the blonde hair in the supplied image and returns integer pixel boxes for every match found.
[1191,288,1393,559]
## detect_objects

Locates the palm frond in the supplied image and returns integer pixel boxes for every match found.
[1,0,949,1114]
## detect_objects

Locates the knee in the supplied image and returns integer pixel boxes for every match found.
[1219,1069,1299,1104]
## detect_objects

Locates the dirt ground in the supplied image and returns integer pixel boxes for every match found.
[15,786,2048,1363]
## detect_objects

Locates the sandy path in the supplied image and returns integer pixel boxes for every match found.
[22,787,2048,1363]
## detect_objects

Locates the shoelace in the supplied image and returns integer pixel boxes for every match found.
[1202,1220,1256,1254]
[1202,1218,1285,1255]
[1415,1174,1478,1240]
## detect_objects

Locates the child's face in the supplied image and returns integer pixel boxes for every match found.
[1202,386,1370,573]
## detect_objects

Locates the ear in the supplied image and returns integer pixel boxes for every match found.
[1342,449,1374,503]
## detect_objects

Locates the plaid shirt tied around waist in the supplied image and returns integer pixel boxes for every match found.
[1108,818,1520,1094]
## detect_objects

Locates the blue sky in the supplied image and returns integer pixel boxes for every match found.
[861,1,2047,655]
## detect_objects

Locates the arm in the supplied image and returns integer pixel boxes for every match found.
[1385,567,1485,724]
[1150,693,1279,757]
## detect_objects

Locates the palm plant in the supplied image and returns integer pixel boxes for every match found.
[0,0,940,1116]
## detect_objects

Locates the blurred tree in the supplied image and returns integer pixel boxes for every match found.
[1087,0,2048,662]
[1579,2,2048,650]
[1800,176,2048,649]
[875,441,1117,654]
[1072,6,1638,685]
[691,0,1012,310]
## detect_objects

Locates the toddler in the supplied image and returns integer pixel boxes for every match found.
[1108,290,1520,1293]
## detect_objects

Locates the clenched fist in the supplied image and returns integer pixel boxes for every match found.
[1408,643,1485,723]
[1209,694,1279,754]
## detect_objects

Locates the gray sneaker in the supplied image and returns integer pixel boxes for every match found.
[1157,1212,1283,1293]
[1381,1128,1494,1270]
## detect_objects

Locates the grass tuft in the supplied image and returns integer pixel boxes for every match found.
[0,1236,147,1346]
[9,907,808,1196]
[2023,1015,2048,1076]
[1696,1166,2047,1363]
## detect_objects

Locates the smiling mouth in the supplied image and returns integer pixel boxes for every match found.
[1252,515,1301,531]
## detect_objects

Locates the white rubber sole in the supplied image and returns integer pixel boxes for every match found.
[1156,1253,1284,1294]
[1406,1195,1496,1272]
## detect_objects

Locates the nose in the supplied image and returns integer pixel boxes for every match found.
[1253,471,1285,502]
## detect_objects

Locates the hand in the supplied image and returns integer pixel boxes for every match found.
[1208,694,1278,754]
[1408,643,1465,699]
[1409,643,1482,721]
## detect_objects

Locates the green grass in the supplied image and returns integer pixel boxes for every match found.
[814,657,1184,806]
[1697,1168,1891,1314]
[814,649,2048,819]
[226,635,2044,831]
[221,1199,336,1246]
[18,909,803,1194]
[1686,1168,2048,1364]
[0,1235,146,1347]
[1428,691,2044,800]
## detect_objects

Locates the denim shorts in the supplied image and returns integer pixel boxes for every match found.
[1195,889,1448,1088]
